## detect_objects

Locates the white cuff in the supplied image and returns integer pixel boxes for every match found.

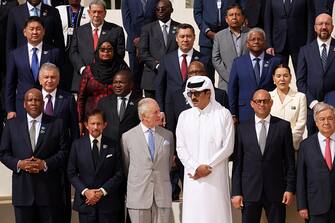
[309,100,319,109]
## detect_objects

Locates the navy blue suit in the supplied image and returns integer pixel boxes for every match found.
[228,53,281,122]
[0,114,68,223]
[313,0,334,15]
[6,43,61,117]
[68,135,124,222]
[296,39,335,135]
[264,0,314,69]
[155,49,209,126]
[6,2,64,55]
[325,90,335,107]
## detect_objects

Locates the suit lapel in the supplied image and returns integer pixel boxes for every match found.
[226,30,238,57]
[153,128,164,161]
[281,89,294,107]
[53,90,64,115]
[21,116,34,153]
[246,54,258,86]
[173,51,183,83]
[95,137,109,173]
[311,41,324,72]
[325,39,335,74]
[83,136,96,171]
[34,115,49,153]
[85,25,94,53]
[135,125,152,161]
[109,95,120,123]
[248,118,263,158]
[260,54,271,85]
[121,92,136,122]
[40,44,50,68]
[153,21,166,50]
[312,135,331,170]
[263,116,274,156]
[99,23,109,45]
[22,46,35,82]
[166,20,178,51]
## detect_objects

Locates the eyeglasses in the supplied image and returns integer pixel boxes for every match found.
[252,99,271,105]
[99,47,113,53]
[187,90,207,97]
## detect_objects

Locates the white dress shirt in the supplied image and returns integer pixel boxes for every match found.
[254,114,270,143]
[178,48,193,70]
[140,122,156,144]
[117,92,131,115]
[90,22,103,38]
[27,2,41,16]
[28,42,43,68]
[318,132,335,162]
[250,52,265,77]
[42,89,57,111]
[158,19,171,34]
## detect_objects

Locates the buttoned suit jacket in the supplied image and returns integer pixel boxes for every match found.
[228,53,281,122]
[232,116,296,202]
[296,39,335,106]
[0,114,68,206]
[68,135,124,214]
[139,19,180,90]
[212,27,249,90]
[297,134,335,215]
[121,124,174,209]
[121,0,158,52]
[97,91,142,143]
[6,2,64,56]
[5,43,61,117]
[69,21,125,91]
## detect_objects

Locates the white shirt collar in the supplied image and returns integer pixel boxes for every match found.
[140,122,155,133]
[90,22,103,32]
[318,132,335,141]
[118,91,131,100]
[317,37,332,48]
[27,1,41,11]
[178,48,194,58]
[42,88,57,100]
[28,42,43,52]
[158,19,171,28]
[255,114,271,124]
[27,113,43,123]
[89,134,102,144]
[250,51,265,61]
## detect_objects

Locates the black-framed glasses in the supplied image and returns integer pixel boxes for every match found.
[99,47,113,53]
[187,90,207,97]
[252,99,271,105]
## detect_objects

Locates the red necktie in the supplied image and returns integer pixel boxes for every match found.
[325,137,332,170]
[93,28,99,50]
[181,54,187,80]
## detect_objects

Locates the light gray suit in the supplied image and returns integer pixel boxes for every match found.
[122,124,174,223]
[212,27,249,90]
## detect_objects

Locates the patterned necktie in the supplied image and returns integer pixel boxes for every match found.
[31,48,39,81]
[254,57,261,85]
[93,28,99,50]
[181,54,188,80]
[148,129,155,160]
[32,7,39,16]
[119,97,126,121]
[162,24,168,47]
[321,43,327,71]
[325,137,332,170]
[45,94,53,116]
[92,139,100,169]
[258,120,266,154]
[29,120,36,152]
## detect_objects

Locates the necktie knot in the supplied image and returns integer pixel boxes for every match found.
[47,94,51,100]
[254,57,260,63]
[93,139,98,144]
[182,54,187,59]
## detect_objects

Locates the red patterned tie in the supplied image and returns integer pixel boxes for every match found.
[325,138,332,170]
[93,28,99,50]
[181,54,187,80]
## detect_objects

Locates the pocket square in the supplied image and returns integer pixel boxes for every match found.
[106,154,113,158]
[163,140,170,145]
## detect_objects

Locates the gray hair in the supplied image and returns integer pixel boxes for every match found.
[313,102,335,121]
[39,62,60,77]
[138,98,158,119]
[89,0,106,9]
[247,27,266,40]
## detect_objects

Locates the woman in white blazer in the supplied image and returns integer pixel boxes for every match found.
[270,64,307,150]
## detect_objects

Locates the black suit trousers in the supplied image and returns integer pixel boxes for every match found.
[14,204,63,223]
[79,209,124,223]
[309,208,335,223]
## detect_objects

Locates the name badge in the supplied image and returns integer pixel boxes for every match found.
[67,27,74,35]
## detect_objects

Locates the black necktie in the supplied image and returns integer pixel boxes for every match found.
[254,58,261,84]
[284,0,291,14]
[92,139,99,169]
[119,97,126,121]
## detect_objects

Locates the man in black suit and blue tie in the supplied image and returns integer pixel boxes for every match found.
[0,88,68,223]
[68,108,125,223]
[232,89,296,223]
[6,16,62,120]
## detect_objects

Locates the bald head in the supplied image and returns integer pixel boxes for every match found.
[315,13,333,41]
[187,61,207,78]
[251,89,273,119]
[24,88,44,118]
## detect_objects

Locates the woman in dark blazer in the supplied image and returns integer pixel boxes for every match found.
[77,41,129,134]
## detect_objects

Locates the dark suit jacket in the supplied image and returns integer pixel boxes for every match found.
[155,49,210,113]
[121,0,158,52]
[242,0,266,28]
[69,21,125,92]
[169,87,228,132]
[193,0,238,48]
[97,91,142,143]
[0,114,68,206]
[228,53,281,122]
[325,90,335,107]
[68,135,124,214]
[6,2,64,55]
[232,116,296,202]
[51,0,68,7]
[296,39,335,105]
[54,89,79,142]
[313,0,334,15]
[5,43,61,117]
[297,134,335,215]
[139,19,180,90]
[264,0,314,53]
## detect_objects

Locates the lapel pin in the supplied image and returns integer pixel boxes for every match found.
[43,51,48,55]
[58,95,63,99]
[43,10,48,16]
[103,144,108,149]
[129,101,134,106]
[102,31,107,35]
[264,61,269,67]
[194,56,199,60]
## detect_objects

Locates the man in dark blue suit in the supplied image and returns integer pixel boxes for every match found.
[6,17,62,119]
[228,28,281,124]
[264,0,315,70]
[38,62,79,223]
[0,88,68,223]
[68,108,124,223]
[297,102,335,223]
[193,0,238,78]
[155,23,210,127]
[121,0,158,89]
[6,0,64,55]
[232,89,296,223]
[314,0,334,15]
[296,13,335,136]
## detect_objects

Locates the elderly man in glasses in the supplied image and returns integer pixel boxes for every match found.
[176,75,234,223]
[231,89,296,223]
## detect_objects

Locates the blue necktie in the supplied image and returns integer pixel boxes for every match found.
[32,7,39,16]
[254,57,261,85]
[31,48,39,81]
[148,129,155,160]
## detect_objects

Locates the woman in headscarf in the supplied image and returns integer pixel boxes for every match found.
[77,40,129,134]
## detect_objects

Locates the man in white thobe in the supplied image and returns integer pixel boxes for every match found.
[176,76,234,223]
